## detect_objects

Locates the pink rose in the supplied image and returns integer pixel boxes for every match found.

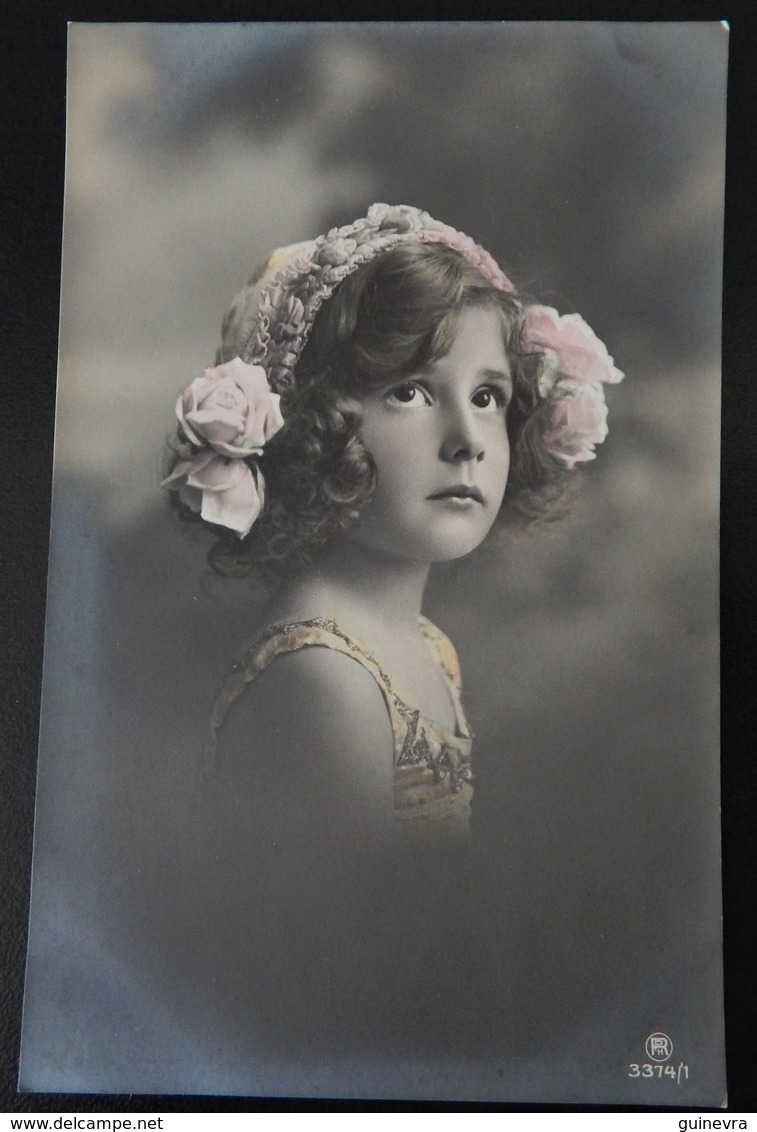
[163,357,283,538]
[163,450,265,537]
[542,382,609,465]
[524,306,624,388]
[176,357,283,458]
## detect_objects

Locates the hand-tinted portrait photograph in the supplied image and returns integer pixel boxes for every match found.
[19,21,727,1105]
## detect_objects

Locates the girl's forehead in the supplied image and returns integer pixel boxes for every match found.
[429,306,513,373]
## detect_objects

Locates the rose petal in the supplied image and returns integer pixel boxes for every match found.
[524,306,624,386]
[536,351,560,398]
[185,407,244,447]
[175,392,205,447]
[264,393,284,440]
[184,453,250,493]
[543,383,609,463]
[164,451,264,537]
[160,450,215,488]
[182,369,229,411]
[243,391,284,448]
[207,439,265,460]
[231,366,272,405]
[200,463,264,537]
[174,357,283,459]
[219,357,267,393]
[177,481,203,513]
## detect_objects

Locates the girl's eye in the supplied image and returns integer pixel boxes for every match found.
[471,386,507,411]
[386,383,430,408]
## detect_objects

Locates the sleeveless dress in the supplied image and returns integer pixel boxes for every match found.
[206,616,474,839]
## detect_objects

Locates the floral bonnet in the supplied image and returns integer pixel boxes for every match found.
[164,203,623,537]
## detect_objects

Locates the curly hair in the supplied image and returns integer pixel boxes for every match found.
[172,243,578,580]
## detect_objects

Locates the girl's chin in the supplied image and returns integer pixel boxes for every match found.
[345,526,495,566]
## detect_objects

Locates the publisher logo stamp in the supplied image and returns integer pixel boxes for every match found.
[645,1032,673,1061]
[629,1032,686,1081]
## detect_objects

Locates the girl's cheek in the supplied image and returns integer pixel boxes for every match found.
[361,418,427,458]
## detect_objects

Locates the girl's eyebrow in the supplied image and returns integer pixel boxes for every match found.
[406,364,513,391]
[479,367,513,391]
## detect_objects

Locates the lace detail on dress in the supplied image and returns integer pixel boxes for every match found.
[396,708,473,792]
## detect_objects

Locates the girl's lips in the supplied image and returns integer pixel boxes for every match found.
[427,485,484,503]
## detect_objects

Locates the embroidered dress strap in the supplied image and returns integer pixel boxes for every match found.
[205,617,410,775]
[418,615,471,739]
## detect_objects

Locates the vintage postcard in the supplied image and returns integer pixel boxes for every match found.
[20,22,727,1104]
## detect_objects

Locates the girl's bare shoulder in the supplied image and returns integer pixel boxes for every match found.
[217,642,394,828]
[249,643,389,738]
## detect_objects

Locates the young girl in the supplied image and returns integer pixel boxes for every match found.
[165,202,622,852]
[163,202,623,1061]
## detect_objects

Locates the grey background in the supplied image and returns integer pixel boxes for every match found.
[20,22,726,1103]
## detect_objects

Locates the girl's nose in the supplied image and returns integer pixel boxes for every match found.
[439,405,485,464]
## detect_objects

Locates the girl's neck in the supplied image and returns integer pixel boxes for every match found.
[265,540,457,728]
[272,537,430,638]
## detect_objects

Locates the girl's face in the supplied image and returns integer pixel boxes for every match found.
[348,305,512,564]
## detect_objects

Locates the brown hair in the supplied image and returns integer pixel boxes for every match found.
[173,243,577,580]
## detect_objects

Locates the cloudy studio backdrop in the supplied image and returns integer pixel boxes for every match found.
[20,22,726,1104]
